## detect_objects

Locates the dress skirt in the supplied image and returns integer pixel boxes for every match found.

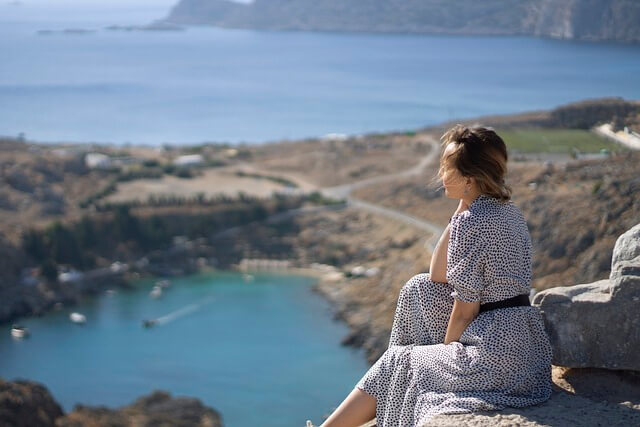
[355,273,552,427]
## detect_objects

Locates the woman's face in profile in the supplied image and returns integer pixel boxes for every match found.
[441,142,466,199]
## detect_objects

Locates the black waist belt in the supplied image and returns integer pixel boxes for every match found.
[479,293,531,313]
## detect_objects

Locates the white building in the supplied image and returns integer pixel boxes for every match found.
[84,153,113,169]
[173,154,204,166]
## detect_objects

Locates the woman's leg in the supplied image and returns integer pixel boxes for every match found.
[389,273,453,347]
[320,273,452,426]
[319,387,376,427]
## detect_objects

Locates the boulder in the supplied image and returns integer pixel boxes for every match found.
[610,223,640,282]
[532,223,640,371]
[0,378,64,427]
[57,389,224,427]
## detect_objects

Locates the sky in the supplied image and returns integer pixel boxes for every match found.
[2,0,183,23]
[1,0,256,29]
[3,0,254,15]
[10,0,253,5]
[12,0,176,5]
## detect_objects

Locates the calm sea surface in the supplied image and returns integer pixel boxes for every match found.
[0,271,369,426]
[1,3,640,145]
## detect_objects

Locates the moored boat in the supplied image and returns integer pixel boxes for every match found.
[10,324,30,338]
[69,312,87,324]
[149,285,163,299]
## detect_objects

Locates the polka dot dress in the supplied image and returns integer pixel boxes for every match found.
[355,194,552,426]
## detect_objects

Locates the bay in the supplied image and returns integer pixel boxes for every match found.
[0,271,369,426]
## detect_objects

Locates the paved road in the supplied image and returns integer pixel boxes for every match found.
[319,135,443,251]
[319,137,440,200]
[235,135,446,252]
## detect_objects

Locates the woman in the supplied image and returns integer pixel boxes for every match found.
[307,125,552,427]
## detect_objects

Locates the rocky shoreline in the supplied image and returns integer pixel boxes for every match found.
[0,377,223,427]
[0,268,132,326]
[0,192,320,326]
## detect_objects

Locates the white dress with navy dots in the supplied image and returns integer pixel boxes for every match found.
[355,194,552,426]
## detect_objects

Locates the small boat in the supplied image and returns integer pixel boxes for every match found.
[69,312,86,324]
[142,319,157,328]
[149,285,163,299]
[156,279,171,289]
[10,325,29,339]
[242,274,254,282]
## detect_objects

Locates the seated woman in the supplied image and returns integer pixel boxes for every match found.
[308,124,552,427]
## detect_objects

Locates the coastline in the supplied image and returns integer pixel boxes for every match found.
[1,97,639,426]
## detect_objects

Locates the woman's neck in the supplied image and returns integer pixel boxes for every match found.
[462,190,483,209]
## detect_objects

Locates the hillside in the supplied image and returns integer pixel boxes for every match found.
[1,97,637,326]
[1,97,639,426]
[164,0,640,43]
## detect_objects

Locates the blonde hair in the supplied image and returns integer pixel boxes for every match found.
[432,124,512,201]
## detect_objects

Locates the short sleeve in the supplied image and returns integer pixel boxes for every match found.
[446,215,487,303]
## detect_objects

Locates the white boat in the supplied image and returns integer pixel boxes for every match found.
[156,279,171,289]
[69,312,86,324]
[149,285,163,299]
[242,274,254,282]
[10,325,29,339]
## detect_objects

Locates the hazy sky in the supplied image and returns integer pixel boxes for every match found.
[2,0,255,24]
[15,0,253,5]
[3,0,177,12]
[1,1,182,25]
[17,0,176,5]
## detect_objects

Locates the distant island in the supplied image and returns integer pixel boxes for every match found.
[37,28,96,36]
[36,21,184,36]
[163,0,640,44]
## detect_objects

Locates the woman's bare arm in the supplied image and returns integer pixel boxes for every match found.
[430,199,469,282]
[429,223,451,283]
[444,299,480,344]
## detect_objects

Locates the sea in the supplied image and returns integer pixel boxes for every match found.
[0,271,369,426]
[1,2,640,146]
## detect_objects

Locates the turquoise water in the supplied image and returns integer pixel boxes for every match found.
[0,271,370,427]
[1,3,640,145]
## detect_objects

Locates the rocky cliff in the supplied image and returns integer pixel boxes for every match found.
[0,378,223,427]
[533,223,640,371]
[165,0,640,43]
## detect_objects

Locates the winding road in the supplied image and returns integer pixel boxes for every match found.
[319,135,443,252]
[231,135,446,253]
